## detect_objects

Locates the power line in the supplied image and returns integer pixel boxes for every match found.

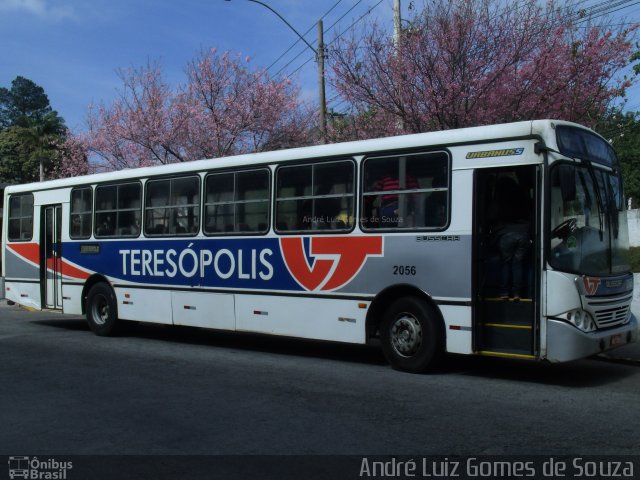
[590,0,640,20]
[271,0,367,80]
[589,0,634,16]
[277,0,386,119]
[328,0,386,45]
[264,0,345,75]
[575,0,640,22]
[577,21,640,27]
[275,0,384,80]
[283,56,315,79]
[325,0,366,35]
[240,0,352,101]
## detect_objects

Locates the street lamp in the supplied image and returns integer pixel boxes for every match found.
[225,0,327,143]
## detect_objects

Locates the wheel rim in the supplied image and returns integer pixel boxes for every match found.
[390,312,423,357]
[91,294,110,325]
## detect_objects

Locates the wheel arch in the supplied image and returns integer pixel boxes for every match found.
[365,284,445,345]
[81,274,114,315]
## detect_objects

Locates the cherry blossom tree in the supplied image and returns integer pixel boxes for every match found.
[81,61,190,171]
[329,0,638,140]
[52,132,92,178]
[180,49,313,159]
[78,50,312,172]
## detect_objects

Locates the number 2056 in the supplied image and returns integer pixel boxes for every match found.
[393,265,416,275]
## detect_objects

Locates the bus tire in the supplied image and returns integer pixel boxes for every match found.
[86,282,118,336]
[380,296,443,373]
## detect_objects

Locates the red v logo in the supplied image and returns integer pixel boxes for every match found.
[280,236,383,292]
[280,237,334,291]
[583,276,601,296]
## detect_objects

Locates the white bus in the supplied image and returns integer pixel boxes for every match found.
[2,120,637,372]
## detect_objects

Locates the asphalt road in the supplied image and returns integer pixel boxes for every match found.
[1,302,639,458]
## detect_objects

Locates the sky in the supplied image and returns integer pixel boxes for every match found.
[0,0,639,134]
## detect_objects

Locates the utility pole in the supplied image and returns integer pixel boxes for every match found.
[226,0,327,144]
[393,0,401,50]
[317,19,327,144]
[393,0,404,133]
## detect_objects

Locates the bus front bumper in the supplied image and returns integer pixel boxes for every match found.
[546,314,639,363]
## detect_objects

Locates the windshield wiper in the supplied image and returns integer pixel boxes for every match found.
[577,170,592,227]
[606,172,620,239]
[583,159,605,241]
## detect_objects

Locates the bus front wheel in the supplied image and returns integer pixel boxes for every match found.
[86,283,118,336]
[380,297,443,373]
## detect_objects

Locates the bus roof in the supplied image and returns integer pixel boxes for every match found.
[4,119,590,194]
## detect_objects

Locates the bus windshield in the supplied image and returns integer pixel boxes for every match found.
[549,161,631,276]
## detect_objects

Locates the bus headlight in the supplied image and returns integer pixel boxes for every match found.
[560,309,597,333]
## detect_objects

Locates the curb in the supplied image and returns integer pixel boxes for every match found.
[18,305,38,312]
[595,354,640,366]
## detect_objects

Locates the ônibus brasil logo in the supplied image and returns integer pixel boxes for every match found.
[8,456,73,479]
[280,236,383,292]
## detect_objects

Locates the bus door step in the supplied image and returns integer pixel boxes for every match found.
[478,298,535,355]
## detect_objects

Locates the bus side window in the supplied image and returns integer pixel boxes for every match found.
[171,176,200,236]
[362,152,449,230]
[95,183,141,238]
[117,183,141,237]
[204,169,269,235]
[70,187,93,239]
[276,165,312,232]
[421,163,446,227]
[145,179,170,236]
[276,160,354,233]
[145,176,200,237]
[236,169,269,233]
[7,194,34,242]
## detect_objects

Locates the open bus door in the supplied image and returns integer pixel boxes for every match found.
[41,204,63,309]
[473,165,540,359]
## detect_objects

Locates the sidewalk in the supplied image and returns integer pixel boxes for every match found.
[598,275,640,364]
[599,341,640,364]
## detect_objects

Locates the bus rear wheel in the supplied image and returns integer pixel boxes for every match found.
[86,282,118,336]
[380,297,443,373]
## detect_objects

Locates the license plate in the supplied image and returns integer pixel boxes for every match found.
[610,334,624,347]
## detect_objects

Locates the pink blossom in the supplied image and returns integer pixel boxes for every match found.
[70,51,313,172]
[329,0,638,140]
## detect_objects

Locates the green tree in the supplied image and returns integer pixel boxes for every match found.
[0,76,54,128]
[0,127,40,183]
[596,111,640,207]
[631,46,640,76]
[0,76,66,183]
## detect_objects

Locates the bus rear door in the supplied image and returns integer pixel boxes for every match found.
[41,204,63,309]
